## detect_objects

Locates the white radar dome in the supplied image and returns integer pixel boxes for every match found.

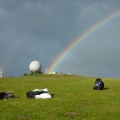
[29,60,41,72]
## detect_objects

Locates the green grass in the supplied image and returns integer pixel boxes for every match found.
[0,74,120,120]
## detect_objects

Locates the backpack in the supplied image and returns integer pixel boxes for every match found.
[4,92,14,99]
[0,92,14,99]
[0,92,6,99]
[26,90,48,98]
[93,78,104,90]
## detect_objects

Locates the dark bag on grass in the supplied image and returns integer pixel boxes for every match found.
[0,92,14,99]
[93,78,104,90]
[4,92,14,99]
[26,91,41,98]
[0,92,6,99]
[26,90,48,98]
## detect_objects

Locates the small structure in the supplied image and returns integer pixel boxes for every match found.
[0,67,4,78]
[67,73,71,75]
[49,72,57,74]
[44,68,48,74]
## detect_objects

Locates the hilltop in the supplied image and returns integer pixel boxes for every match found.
[0,75,120,120]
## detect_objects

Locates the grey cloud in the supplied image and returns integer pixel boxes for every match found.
[0,0,120,78]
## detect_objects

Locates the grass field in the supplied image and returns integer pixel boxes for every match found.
[0,74,120,120]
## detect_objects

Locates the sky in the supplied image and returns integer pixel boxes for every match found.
[0,0,120,78]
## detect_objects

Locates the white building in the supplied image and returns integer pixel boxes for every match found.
[49,72,57,74]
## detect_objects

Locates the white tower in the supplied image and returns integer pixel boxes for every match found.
[45,68,48,74]
[0,67,4,78]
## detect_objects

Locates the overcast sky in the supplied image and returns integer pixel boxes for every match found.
[0,0,120,78]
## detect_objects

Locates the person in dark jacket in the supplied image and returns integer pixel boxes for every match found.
[93,78,104,90]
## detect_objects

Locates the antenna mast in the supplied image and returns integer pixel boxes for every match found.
[0,67,4,78]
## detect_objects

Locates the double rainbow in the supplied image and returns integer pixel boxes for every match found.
[47,10,120,73]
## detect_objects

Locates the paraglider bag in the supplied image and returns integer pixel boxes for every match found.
[93,78,104,90]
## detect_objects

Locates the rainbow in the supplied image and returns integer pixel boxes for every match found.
[47,10,120,73]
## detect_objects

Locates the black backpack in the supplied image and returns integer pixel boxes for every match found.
[93,78,104,90]
[26,90,48,98]
[0,92,6,99]
[0,92,14,99]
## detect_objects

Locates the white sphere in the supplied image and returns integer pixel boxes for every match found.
[29,60,41,72]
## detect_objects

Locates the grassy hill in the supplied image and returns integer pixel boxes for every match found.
[0,74,120,120]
